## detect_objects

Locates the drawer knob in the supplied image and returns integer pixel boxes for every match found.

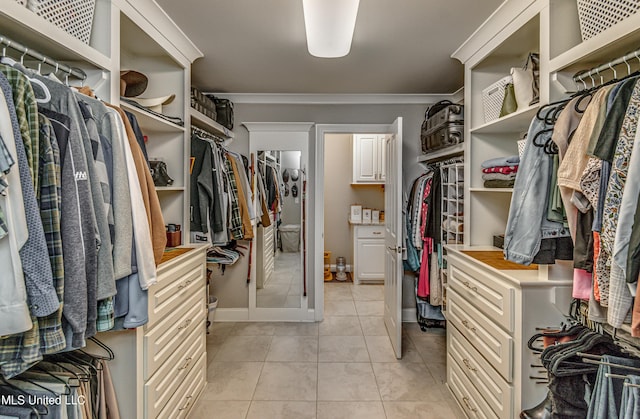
[461,319,476,333]
[462,397,478,413]
[178,319,192,330]
[373,232,382,235]
[178,357,193,371]
[462,281,478,292]
[462,358,477,372]
[178,395,193,411]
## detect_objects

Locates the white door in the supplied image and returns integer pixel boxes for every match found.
[384,118,403,359]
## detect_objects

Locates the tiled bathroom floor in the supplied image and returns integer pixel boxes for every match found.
[189,281,464,419]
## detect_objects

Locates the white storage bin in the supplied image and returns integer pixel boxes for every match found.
[280,224,301,252]
[577,0,640,41]
[27,0,96,44]
[481,75,512,123]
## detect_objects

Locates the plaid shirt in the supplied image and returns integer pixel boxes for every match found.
[0,65,39,191]
[37,113,66,355]
[225,155,244,240]
[96,298,115,332]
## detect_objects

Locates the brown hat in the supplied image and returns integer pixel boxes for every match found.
[120,70,148,97]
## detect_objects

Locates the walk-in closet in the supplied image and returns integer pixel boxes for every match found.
[3,0,640,418]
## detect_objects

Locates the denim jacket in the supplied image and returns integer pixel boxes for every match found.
[504,112,570,265]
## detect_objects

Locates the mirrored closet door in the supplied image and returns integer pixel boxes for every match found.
[245,122,314,321]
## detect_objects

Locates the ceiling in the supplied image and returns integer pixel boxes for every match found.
[156,0,503,94]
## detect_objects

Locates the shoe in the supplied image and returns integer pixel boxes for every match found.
[520,392,552,419]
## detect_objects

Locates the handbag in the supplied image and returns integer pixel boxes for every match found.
[205,95,234,130]
[149,160,174,187]
[510,53,540,109]
[499,82,518,117]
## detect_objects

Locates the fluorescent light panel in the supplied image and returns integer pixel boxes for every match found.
[302,0,360,58]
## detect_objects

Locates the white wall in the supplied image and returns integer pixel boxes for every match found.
[323,134,384,266]
[212,102,432,311]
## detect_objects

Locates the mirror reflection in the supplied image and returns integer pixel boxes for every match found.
[256,150,303,308]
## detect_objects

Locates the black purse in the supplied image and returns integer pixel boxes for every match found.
[149,160,174,187]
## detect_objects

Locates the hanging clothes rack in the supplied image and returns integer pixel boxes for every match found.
[573,47,640,86]
[191,125,225,142]
[0,34,87,80]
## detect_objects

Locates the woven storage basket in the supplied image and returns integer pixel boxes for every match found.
[481,75,513,123]
[27,0,96,44]
[576,0,640,41]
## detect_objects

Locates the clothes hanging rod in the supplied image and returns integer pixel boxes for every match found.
[573,48,640,83]
[0,34,86,80]
[191,126,225,142]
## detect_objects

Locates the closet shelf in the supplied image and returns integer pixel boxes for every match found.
[190,108,234,139]
[120,102,186,134]
[0,0,111,70]
[417,143,464,163]
[470,104,539,134]
[549,12,640,74]
[469,187,514,193]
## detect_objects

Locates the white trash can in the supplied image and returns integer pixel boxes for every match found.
[208,296,218,323]
[280,224,301,252]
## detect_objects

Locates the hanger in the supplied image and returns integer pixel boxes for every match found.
[28,366,78,393]
[40,359,89,382]
[87,336,115,360]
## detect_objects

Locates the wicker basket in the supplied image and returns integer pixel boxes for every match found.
[576,0,640,41]
[27,0,96,44]
[481,75,513,123]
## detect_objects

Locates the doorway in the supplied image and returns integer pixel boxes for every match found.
[313,123,396,312]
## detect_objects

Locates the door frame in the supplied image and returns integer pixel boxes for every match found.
[314,123,395,321]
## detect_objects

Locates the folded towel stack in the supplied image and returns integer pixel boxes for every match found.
[481,155,519,188]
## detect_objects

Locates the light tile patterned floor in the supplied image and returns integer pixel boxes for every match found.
[189,282,465,419]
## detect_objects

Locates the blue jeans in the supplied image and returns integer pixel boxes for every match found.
[504,113,570,265]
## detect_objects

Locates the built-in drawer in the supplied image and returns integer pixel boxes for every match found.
[144,322,205,417]
[156,352,206,419]
[153,249,204,294]
[448,288,513,382]
[355,225,385,239]
[448,254,515,333]
[144,291,205,378]
[449,324,513,418]
[448,354,496,419]
[147,263,204,329]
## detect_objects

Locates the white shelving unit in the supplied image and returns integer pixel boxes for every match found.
[190,107,235,139]
[417,143,464,163]
[441,163,465,245]
[448,0,640,417]
[0,1,212,418]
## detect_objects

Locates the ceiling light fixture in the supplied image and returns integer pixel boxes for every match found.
[302,0,360,58]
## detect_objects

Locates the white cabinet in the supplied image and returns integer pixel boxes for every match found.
[100,245,209,419]
[351,224,385,284]
[257,213,275,289]
[445,247,572,419]
[353,134,386,183]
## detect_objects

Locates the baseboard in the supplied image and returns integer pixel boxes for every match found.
[212,308,249,322]
[402,308,417,323]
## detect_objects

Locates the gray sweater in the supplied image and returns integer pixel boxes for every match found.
[33,73,98,348]
[0,70,58,318]
[84,96,133,280]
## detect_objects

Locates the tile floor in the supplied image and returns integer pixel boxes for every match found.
[257,251,303,308]
[189,281,464,419]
